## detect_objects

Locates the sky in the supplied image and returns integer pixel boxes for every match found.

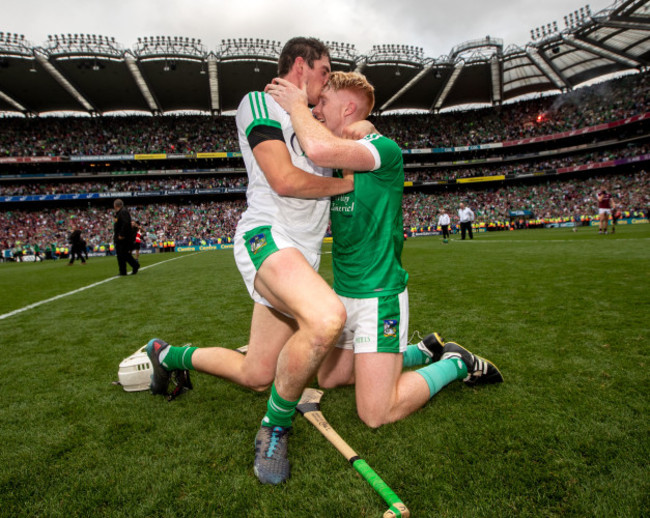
[3,0,614,58]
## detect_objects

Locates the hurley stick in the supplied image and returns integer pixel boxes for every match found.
[297,388,410,518]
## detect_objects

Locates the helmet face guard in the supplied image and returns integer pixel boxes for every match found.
[117,345,193,400]
[117,346,152,392]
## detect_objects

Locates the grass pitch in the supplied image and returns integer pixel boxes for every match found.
[1,225,648,517]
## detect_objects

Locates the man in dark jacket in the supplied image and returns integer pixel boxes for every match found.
[113,199,140,275]
[68,229,86,265]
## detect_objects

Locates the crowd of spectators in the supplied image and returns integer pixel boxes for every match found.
[0,116,238,157]
[0,72,647,157]
[374,71,649,149]
[2,141,648,197]
[2,171,647,257]
[404,142,650,182]
[0,175,246,196]
[0,200,245,258]
[402,171,649,229]
[1,71,648,258]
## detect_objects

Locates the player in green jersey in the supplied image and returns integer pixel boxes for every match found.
[267,71,503,428]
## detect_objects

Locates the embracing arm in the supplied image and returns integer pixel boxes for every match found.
[289,104,376,171]
[266,78,376,171]
[253,139,353,198]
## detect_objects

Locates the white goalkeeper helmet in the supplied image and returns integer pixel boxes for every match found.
[117,345,152,392]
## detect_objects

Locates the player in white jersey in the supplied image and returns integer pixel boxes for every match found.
[234,90,335,293]
[267,71,503,429]
[145,38,353,485]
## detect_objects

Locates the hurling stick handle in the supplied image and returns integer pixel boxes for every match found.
[301,410,358,459]
[352,459,410,518]
[300,410,409,518]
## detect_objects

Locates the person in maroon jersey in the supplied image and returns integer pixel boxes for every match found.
[597,186,613,234]
[131,221,143,260]
[610,198,622,234]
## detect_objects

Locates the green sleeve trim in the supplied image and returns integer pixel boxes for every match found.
[245,92,282,136]
[245,118,282,137]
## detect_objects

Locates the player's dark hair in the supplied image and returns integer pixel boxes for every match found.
[278,37,330,76]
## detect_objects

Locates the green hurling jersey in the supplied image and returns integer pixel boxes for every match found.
[330,134,408,298]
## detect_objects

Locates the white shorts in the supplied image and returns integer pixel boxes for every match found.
[336,289,409,354]
[234,224,321,308]
[598,208,611,215]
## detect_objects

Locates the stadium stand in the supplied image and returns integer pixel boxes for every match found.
[1,1,649,258]
[1,71,649,258]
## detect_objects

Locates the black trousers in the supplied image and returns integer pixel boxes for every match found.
[68,244,86,264]
[460,221,473,240]
[441,225,450,239]
[115,242,139,275]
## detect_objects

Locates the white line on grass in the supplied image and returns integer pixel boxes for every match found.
[444,236,650,243]
[0,253,199,321]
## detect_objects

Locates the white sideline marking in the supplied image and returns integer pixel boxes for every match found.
[446,236,650,243]
[0,253,199,321]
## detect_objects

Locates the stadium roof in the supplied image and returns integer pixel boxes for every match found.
[0,0,648,116]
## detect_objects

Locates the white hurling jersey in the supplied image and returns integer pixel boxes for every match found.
[235,91,332,253]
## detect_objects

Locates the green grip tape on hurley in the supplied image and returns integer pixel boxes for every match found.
[352,458,405,517]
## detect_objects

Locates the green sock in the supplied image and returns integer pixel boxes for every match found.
[415,358,468,398]
[402,344,432,368]
[262,384,298,428]
[159,345,197,371]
